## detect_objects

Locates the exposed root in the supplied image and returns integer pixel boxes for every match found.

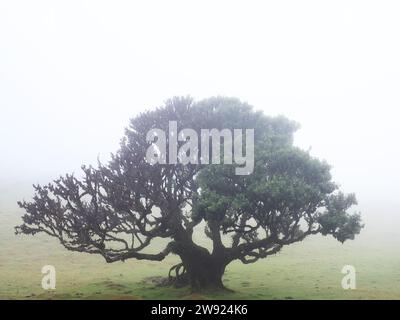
[168,263,189,288]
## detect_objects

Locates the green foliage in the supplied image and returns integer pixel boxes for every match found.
[193,104,363,249]
[318,193,363,242]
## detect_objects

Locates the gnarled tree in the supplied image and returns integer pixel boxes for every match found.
[17,96,363,291]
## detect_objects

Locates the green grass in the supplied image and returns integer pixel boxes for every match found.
[1,210,400,300]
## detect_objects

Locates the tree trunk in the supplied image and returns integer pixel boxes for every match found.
[178,247,228,292]
[170,228,229,292]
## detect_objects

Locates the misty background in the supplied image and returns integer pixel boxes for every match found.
[1,1,400,234]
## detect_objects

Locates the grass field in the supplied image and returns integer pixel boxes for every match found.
[1,209,400,300]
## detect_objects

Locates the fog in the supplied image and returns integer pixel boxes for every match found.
[1,1,400,229]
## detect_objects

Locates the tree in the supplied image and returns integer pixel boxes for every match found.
[17,96,363,292]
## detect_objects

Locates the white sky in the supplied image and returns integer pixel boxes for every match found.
[1,1,400,218]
